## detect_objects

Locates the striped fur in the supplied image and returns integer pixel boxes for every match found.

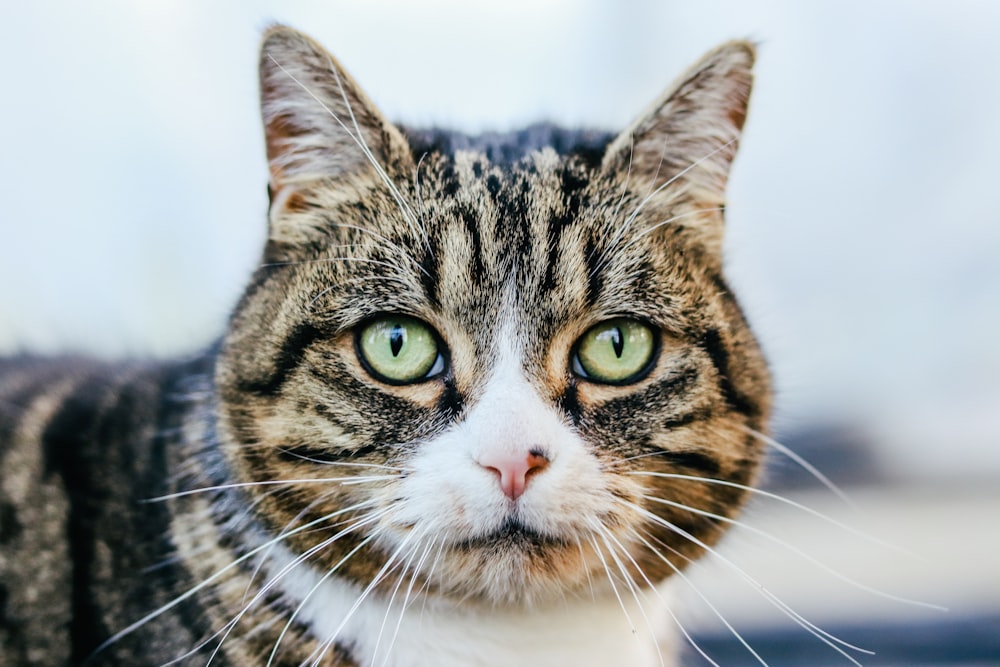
[0,26,770,666]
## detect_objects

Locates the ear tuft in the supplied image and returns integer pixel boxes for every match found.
[259,25,412,192]
[603,41,756,210]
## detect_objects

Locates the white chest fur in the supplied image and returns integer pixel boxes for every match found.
[272,544,677,667]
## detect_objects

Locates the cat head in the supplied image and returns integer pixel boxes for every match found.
[215,25,771,607]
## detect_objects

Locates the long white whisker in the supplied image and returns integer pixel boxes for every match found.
[640,493,946,613]
[413,151,435,258]
[370,539,421,665]
[631,527,768,666]
[271,452,405,472]
[626,470,915,557]
[623,138,736,230]
[416,539,447,618]
[262,255,409,272]
[739,425,858,510]
[321,222,431,279]
[211,508,391,666]
[326,60,426,247]
[146,506,385,667]
[265,520,391,667]
[97,502,382,656]
[595,139,737,277]
[380,534,437,667]
[590,523,666,667]
[586,534,638,635]
[577,541,598,602]
[146,475,397,502]
[588,137,635,268]
[243,488,357,604]
[308,527,422,666]
[620,499,871,664]
[371,532,430,667]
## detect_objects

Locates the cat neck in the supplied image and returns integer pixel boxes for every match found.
[270,543,678,667]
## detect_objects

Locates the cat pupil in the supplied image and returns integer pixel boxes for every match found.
[390,325,405,357]
[611,327,624,358]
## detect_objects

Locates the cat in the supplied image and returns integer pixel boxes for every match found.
[0,24,771,667]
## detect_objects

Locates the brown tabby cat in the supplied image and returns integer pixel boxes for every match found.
[0,25,770,667]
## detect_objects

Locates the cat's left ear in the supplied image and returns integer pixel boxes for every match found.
[259,25,413,201]
[602,42,755,251]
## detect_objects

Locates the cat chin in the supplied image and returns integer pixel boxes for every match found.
[269,540,672,667]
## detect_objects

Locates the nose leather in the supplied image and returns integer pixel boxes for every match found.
[477,450,550,500]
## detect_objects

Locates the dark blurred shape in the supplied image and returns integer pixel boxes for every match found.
[687,613,1000,666]
[764,423,885,490]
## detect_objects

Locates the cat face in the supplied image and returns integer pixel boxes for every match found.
[215,26,771,608]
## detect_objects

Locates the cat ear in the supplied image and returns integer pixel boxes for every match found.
[259,26,413,196]
[602,41,755,248]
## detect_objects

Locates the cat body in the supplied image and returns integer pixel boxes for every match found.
[0,26,770,666]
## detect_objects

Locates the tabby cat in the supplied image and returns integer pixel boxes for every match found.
[0,25,770,667]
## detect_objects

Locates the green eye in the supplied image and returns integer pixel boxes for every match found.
[357,315,444,384]
[573,318,657,384]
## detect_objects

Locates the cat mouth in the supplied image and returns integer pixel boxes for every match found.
[451,517,569,552]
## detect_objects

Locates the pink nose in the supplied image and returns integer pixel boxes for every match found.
[478,449,550,500]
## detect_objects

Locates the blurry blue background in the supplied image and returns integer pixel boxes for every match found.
[1,1,997,663]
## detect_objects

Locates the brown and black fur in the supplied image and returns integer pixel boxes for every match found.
[0,25,770,666]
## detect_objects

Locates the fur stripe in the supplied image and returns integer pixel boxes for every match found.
[239,321,323,397]
[699,328,761,418]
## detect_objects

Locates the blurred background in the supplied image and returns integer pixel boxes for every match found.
[1,1,997,664]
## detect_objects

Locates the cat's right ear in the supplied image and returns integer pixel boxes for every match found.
[259,26,413,206]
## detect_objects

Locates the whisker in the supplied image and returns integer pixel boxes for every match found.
[272,451,405,472]
[264,521,391,667]
[307,527,423,666]
[325,59,427,248]
[320,221,431,279]
[623,207,726,248]
[592,136,634,263]
[135,506,384,667]
[623,138,736,229]
[619,498,871,664]
[379,534,437,667]
[145,475,397,502]
[577,540,597,602]
[415,538,447,618]
[413,151,435,258]
[626,470,916,557]
[631,526,769,666]
[640,493,946,613]
[371,534,429,667]
[96,503,382,656]
[242,492,374,605]
[586,534,638,636]
[306,272,417,306]
[261,255,410,272]
[212,509,392,666]
[590,522,667,667]
[739,425,858,510]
